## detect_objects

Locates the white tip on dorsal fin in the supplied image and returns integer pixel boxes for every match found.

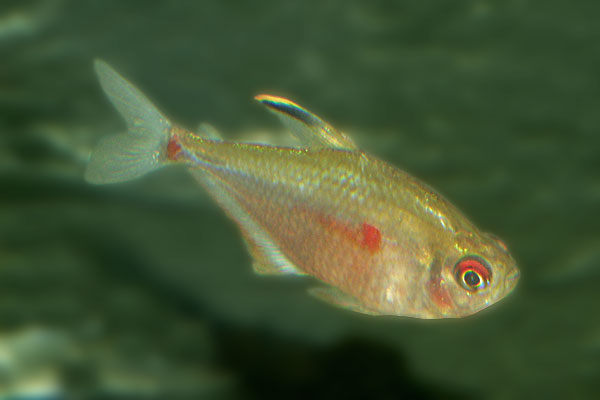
[255,94,358,151]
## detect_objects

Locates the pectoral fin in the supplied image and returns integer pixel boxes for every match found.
[308,287,380,315]
[255,94,358,150]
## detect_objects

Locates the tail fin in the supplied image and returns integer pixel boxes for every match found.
[85,60,171,184]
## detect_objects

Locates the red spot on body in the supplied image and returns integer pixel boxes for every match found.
[167,136,182,160]
[315,214,381,254]
[361,223,381,253]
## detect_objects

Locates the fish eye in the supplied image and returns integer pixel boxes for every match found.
[454,256,492,292]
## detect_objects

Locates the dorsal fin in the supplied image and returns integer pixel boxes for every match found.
[255,94,358,150]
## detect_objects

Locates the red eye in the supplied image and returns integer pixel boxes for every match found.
[454,256,492,292]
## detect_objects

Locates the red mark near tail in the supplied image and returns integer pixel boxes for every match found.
[361,223,381,253]
[167,136,182,160]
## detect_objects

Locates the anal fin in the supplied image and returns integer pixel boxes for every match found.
[240,232,307,276]
[190,169,306,276]
[308,287,380,315]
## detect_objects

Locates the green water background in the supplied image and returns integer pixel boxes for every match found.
[1,0,599,398]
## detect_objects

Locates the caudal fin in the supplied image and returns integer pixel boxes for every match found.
[85,60,171,184]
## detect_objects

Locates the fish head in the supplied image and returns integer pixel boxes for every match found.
[427,230,520,318]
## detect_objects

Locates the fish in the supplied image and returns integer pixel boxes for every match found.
[86,60,520,319]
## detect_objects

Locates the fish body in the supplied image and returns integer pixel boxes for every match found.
[86,60,519,319]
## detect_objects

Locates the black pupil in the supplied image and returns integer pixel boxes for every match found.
[464,271,481,287]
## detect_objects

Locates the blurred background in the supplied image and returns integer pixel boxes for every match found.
[1,0,599,398]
